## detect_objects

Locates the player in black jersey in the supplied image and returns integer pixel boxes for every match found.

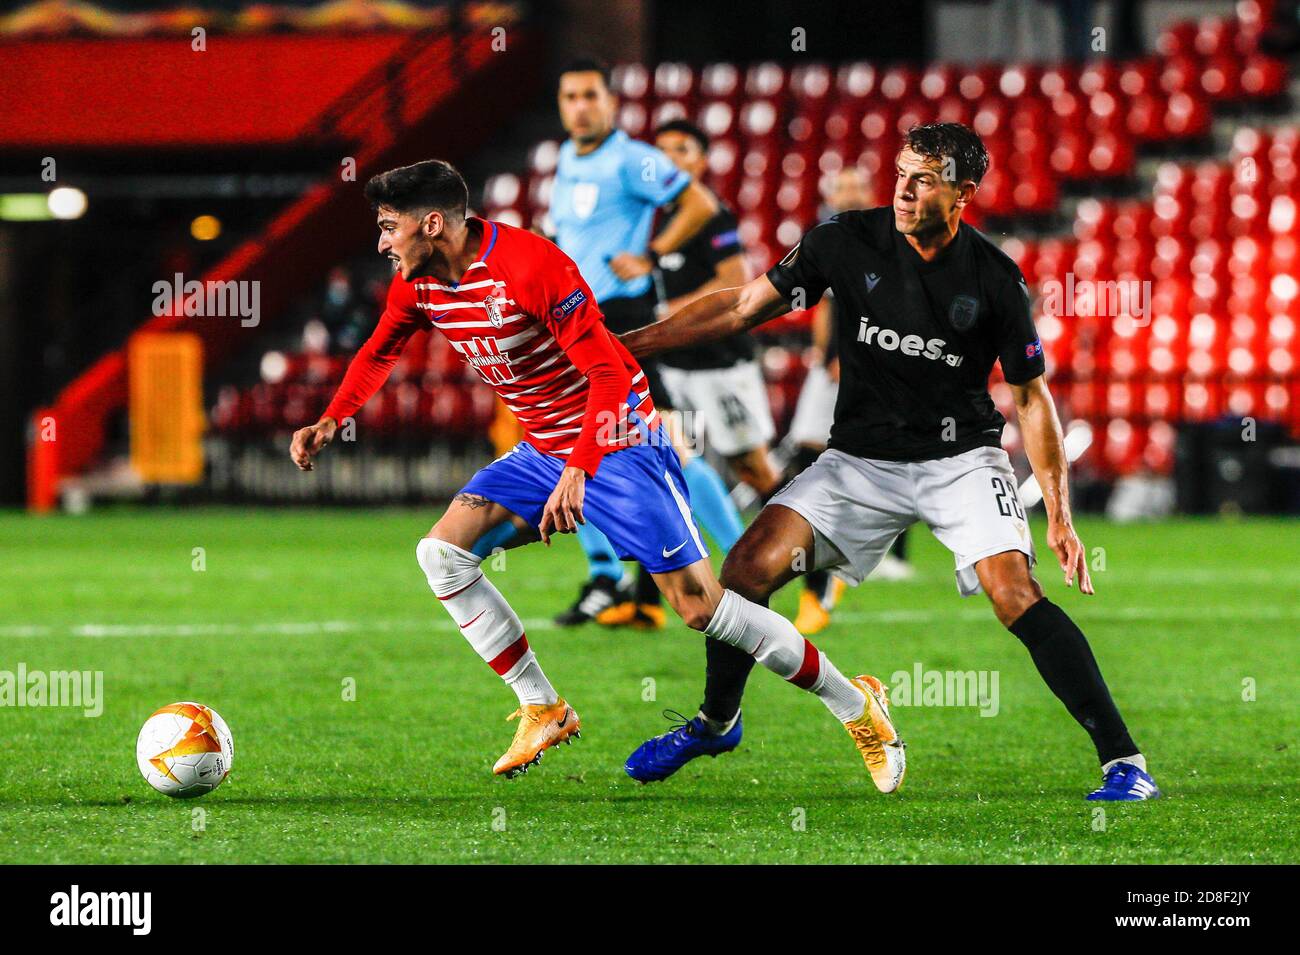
[620,124,1159,802]
[651,120,779,498]
[788,167,915,639]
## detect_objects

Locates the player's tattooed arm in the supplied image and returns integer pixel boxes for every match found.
[1011,376,1094,595]
[453,493,494,510]
[621,274,789,359]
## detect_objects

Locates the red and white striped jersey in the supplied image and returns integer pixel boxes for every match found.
[323,218,658,475]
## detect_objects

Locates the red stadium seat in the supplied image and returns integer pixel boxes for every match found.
[612,63,650,101]
[700,62,742,103]
[227,22,1298,461]
[745,62,787,102]
[919,64,954,101]
[835,62,876,101]
[654,62,695,103]
[879,66,916,103]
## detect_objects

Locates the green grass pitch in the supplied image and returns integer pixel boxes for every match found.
[1,508,1295,863]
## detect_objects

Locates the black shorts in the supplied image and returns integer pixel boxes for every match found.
[599,292,672,410]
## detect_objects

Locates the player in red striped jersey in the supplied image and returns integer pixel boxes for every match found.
[290,160,904,789]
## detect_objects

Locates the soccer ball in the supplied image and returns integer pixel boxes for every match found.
[135,702,234,798]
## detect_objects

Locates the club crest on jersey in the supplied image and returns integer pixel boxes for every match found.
[484,294,504,329]
[949,294,979,332]
[572,182,599,220]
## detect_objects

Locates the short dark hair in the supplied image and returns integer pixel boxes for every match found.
[654,118,709,152]
[557,55,612,91]
[363,160,468,220]
[903,123,989,186]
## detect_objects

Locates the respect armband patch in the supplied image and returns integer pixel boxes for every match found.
[551,288,588,319]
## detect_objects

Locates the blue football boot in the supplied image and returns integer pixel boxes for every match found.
[1086,761,1161,801]
[624,710,742,783]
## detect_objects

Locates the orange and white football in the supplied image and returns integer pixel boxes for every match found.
[135,702,234,798]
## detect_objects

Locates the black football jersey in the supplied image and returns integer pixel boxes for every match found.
[657,204,755,370]
[766,207,1044,461]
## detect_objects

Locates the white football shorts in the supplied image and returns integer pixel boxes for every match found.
[769,445,1036,595]
[659,360,776,458]
[788,362,838,447]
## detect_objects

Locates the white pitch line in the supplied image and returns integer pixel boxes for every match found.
[831,605,1300,625]
[1,605,1297,639]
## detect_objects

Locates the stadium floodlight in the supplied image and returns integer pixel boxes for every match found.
[47,187,88,220]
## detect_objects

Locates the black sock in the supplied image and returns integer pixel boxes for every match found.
[889,529,908,561]
[701,446,820,722]
[701,633,757,723]
[634,565,661,606]
[805,569,830,600]
[1009,598,1139,766]
[587,552,622,583]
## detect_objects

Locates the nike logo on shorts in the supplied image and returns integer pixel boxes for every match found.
[662,541,688,558]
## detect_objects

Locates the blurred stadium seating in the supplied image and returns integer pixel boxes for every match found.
[13,0,1300,509]
[17,1,541,507]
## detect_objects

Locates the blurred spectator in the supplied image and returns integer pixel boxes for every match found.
[1262,0,1300,54]
[321,266,355,332]
[1111,0,1144,60]
[1057,0,1096,63]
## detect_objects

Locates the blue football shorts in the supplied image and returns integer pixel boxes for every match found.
[458,428,709,573]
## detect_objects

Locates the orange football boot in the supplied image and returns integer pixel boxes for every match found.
[795,577,845,635]
[596,601,667,630]
[844,674,907,793]
[492,698,581,778]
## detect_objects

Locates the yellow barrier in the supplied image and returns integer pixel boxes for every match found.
[129,332,205,483]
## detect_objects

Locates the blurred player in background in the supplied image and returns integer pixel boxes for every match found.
[786,167,915,637]
[652,119,778,496]
[596,119,776,628]
[543,57,748,629]
[290,160,906,787]
[621,125,1158,803]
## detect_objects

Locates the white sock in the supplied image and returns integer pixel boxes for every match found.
[704,589,866,723]
[810,666,870,723]
[697,709,740,735]
[1102,753,1146,775]
[416,538,557,706]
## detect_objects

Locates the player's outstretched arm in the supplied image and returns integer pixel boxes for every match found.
[661,252,749,315]
[289,337,402,472]
[290,417,337,471]
[620,273,790,359]
[1011,375,1094,595]
[288,293,417,472]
